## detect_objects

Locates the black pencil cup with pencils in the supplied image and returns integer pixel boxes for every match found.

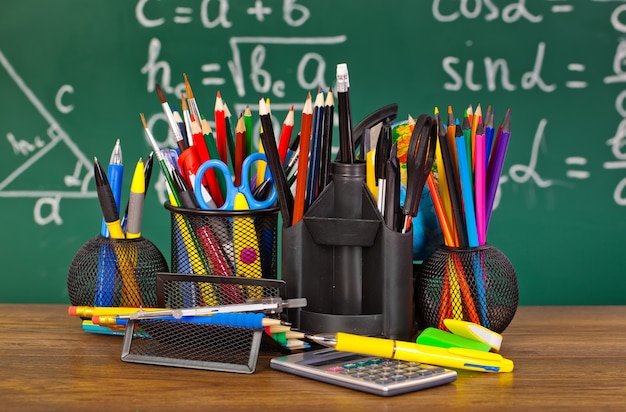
[67,235,168,307]
[414,244,518,334]
[165,203,280,302]
[282,162,415,340]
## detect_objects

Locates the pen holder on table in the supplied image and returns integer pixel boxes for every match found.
[414,244,518,333]
[67,235,168,307]
[165,203,279,282]
[282,162,415,340]
[120,273,286,374]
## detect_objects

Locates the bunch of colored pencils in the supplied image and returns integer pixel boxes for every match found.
[428,104,512,249]
[422,104,512,329]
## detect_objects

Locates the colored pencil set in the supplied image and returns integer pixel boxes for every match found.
[427,104,512,249]
[410,104,512,330]
[138,75,310,308]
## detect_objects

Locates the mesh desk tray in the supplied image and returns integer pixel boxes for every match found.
[121,273,286,374]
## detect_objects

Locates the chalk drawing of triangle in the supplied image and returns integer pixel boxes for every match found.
[0,49,95,199]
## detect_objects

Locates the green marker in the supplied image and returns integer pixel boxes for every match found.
[416,327,491,352]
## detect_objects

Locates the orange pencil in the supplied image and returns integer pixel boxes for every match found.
[291,92,313,225]
[427,173,455,247]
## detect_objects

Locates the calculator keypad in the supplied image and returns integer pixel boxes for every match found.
[331,359,446,384]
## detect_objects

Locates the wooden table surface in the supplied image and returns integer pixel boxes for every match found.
[1,304,625,411]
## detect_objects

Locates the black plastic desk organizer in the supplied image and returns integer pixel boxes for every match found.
[282,105,415,341]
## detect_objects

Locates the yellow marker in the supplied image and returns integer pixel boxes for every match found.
[366,149,377,202]
[233,192,263,299]
[318,332,513,373]
[125,158,145,239]
[444,319,503,352]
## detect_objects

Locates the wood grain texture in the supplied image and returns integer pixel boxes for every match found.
[1,305,625,411]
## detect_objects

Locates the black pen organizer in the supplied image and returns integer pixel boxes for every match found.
[67,235,168,307]
[414,244,518,334]
[282,162,415,340]
[120,273,286,374]
[165,203,279,282]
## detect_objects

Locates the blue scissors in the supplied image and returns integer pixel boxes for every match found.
[194,152,278,210]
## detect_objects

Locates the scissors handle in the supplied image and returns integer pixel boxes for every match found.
[194,153,277,210]
[404,114,437,218]
[240,152,278,210]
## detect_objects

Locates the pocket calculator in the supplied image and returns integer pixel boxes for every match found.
[270,348,457,397]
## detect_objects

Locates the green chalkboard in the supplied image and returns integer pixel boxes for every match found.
[1,1,625,305]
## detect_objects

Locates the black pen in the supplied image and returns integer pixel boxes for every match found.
[94,157,125,239]
[384,151,401,231]
[375,121,392,213]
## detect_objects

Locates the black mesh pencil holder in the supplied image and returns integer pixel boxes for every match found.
[67,235,168,307]
[120,273,287,373]
[165,203,279,281]
[414,244,518,334]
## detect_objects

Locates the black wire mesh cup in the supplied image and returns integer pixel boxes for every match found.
[67,236,168,307]
[165,203,279,284]
[414,244,518,334]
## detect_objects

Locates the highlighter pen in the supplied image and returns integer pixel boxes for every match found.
[306,332,513,373]
[125,157,145,239]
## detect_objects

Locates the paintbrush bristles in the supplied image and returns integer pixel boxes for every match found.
[183,73,194,99]
[155,83,167,104]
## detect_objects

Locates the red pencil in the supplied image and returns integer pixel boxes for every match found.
[278,105,295,164]
[291,93,313,226]
[234,114,246,187]
[214,91,228,164]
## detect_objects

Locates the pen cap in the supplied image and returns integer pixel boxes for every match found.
[67,235,168,307]
[414,244,518,334]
